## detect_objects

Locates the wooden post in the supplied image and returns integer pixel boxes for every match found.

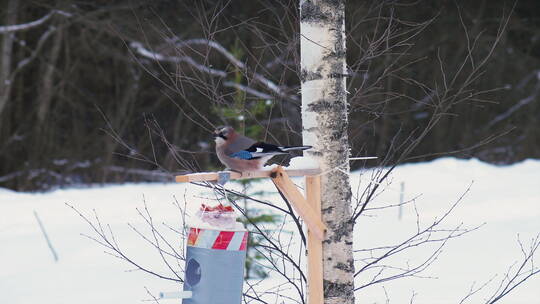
[306,175,323,304]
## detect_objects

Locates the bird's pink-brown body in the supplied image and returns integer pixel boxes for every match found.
[213,126,310,172]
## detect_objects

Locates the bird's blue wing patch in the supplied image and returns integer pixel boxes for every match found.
[230,150,254,160]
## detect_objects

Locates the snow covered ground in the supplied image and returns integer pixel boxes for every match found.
[1,158,539,304]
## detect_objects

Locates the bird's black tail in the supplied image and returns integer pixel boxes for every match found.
[279,145,312,152]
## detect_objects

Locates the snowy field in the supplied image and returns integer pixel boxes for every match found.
[1,157,539,304]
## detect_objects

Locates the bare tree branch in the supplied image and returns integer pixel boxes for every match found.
[0,11,54,34]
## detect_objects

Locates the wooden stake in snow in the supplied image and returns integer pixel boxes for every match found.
[34,210,59,262]
[300,0,355,303]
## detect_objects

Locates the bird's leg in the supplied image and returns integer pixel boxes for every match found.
[217,171,233,207]
[217,171,231,186]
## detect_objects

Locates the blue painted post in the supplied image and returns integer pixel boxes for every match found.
[182,227,248,304]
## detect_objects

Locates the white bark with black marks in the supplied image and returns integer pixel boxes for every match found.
[300,0,355,303]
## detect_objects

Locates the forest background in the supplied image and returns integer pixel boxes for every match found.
[1,0,539,191]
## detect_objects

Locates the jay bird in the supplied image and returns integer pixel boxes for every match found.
[213,126,311,172]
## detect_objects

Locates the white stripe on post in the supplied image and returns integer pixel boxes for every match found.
[227,231,245,251]
[195,229,220,248]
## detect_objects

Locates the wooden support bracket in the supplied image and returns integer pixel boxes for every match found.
[270,166,326,240]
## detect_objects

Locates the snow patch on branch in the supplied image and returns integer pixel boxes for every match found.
[131,39,298,101]
[130,41,227,77]
[177,38,297,100]
[0,10,70,34]
[287,156,320,170]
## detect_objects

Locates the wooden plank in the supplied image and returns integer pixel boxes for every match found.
[176,172,231,183]
[270,166,326,240]
[175,167,321,183]
[306,175,324,304]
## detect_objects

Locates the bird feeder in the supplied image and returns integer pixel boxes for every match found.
[177,165,325,304]
[182,226,248,304]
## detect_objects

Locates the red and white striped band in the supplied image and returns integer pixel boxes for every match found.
[187,227,248,251]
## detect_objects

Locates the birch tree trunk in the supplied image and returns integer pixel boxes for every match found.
[0,0,18,118]
[300,1,355,304]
